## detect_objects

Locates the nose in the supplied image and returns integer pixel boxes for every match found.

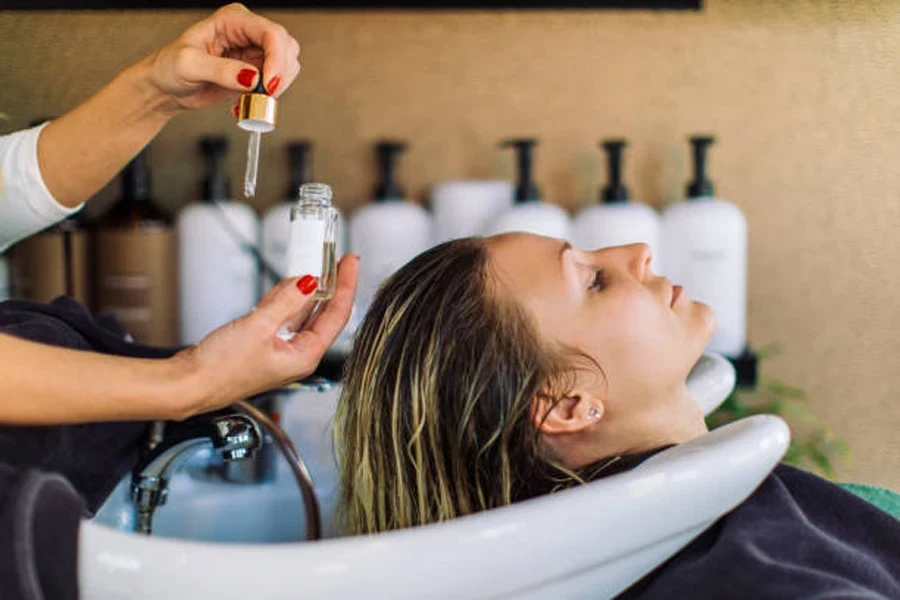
[585,243,653,279]
[626,243,653,279]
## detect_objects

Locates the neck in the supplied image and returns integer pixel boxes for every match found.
[567,384,708,469]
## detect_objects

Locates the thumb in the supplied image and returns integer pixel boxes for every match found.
[175,46,260,92]
[255,275,319,330]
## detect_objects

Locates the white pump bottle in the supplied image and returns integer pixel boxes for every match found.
[572,140,662,272]
[349,141,432,315]
[661,136,747,357]
[431,180,513,244]
[176,137,261,345]
[484,139,571,240]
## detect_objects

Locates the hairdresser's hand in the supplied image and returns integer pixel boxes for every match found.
[141,3,301,115]
[174,254,359,418]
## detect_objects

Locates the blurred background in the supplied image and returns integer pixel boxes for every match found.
[1,0,898,487]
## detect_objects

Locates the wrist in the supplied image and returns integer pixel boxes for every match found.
[163,350,214,420]
[121,56,184,123]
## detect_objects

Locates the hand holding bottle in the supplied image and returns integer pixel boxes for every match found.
[174,253,359,418]
[141,3,301,115]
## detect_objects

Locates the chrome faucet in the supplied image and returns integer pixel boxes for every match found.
[131,413,263,535]
[194,394,279,485]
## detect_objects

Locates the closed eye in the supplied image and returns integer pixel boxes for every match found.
[589,269,607,292]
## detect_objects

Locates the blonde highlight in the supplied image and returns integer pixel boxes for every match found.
[334,238,583,535]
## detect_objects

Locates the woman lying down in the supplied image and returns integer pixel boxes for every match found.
[335,234,900,599]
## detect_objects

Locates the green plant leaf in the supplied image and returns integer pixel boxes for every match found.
[755,343,782,361]
[708,342,850,479]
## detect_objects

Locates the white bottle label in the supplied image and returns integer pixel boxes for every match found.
[286,218,326,278]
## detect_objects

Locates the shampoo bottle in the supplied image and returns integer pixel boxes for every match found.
[431,180,513,244]
[572,140,662,271]
[349,140,432,314]
[483,139,571,240]
[661,136,747,357]
[92,148,178,346]
[176,136,261,346]
[9,217,91,306]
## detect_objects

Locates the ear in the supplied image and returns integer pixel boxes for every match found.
[532,389,605,436]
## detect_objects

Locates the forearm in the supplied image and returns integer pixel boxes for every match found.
[0,333,203,425]
[37,57,178,209]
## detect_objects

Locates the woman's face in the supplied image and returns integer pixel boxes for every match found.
[486,233,716,410]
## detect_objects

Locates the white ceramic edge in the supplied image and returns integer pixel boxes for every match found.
[688,352,737,416]
[80,414,788,600]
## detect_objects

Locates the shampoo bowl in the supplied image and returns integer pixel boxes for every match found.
[80,354,789,599]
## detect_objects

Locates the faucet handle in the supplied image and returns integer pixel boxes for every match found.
[213,415,263,461]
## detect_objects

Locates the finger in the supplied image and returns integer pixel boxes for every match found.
[272,35,301,98]
[212,7,297,95]
[273,48,301,99]
[174,46,260,92]
[254,275,320,331]
[291,255,359,352]
[256,276,294,310]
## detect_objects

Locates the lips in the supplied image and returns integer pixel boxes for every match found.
[670,284,683,307]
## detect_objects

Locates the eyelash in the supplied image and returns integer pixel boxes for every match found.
[589,269,607,292]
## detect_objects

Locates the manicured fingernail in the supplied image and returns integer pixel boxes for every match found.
[237,68,257,88]
[297,275,317,295]
[267,75,281,94]
[230,101,239,117]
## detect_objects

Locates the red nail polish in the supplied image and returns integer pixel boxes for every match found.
[237,68,256,88]
[230,102,239,117]
[267,76,281,95]
[297,275,318,295]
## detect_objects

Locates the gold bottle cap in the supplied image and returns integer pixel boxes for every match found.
[237,92,277,133]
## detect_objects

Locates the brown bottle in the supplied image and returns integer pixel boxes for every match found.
[9,218,91,305]
[92,148,177,346]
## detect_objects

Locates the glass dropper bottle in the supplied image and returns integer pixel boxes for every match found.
[236,79,277,198]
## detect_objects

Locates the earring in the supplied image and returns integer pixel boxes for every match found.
[586,406,602,421]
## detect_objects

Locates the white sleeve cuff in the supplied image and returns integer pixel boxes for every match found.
[0,122,84,253]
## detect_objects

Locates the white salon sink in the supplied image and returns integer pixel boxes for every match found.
[80,354,789,600]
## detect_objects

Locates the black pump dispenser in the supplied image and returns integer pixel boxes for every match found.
[600,139,629,203]
[286,141,313,199]
[199,136,230,202]
[374,141,407,202]
[686,136,716,199]
[501,138,540,203]
[122,148,152,203]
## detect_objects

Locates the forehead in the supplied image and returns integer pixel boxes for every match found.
[485,233,562,286]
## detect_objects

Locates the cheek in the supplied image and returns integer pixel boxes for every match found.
[576,294,681,384]
[602,293,669,348]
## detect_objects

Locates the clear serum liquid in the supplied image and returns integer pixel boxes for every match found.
[286,183,339,301]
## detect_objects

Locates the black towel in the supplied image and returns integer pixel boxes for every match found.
[0,462,83,600]
[0,297,178,513]
[0,297,181,600]
[619,463,900,599]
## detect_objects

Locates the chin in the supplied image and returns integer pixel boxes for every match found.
[686,301,718,354]
[698,303,718,345]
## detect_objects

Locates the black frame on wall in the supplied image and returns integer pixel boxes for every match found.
[5,1,701,10]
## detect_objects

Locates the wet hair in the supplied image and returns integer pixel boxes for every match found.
[334,237,587,535]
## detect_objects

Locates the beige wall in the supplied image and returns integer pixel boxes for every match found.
[2,1,899,487]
